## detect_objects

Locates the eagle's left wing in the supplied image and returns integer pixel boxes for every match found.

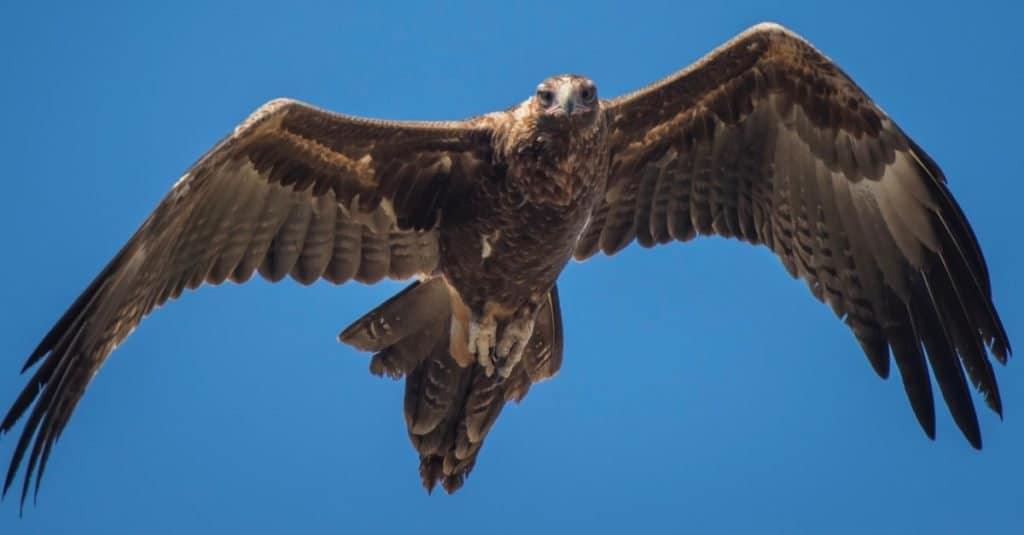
[576,23,1010,447]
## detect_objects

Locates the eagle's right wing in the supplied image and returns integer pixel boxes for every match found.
[1,98,500,506]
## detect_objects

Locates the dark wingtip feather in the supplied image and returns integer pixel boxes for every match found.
[885,302,936,442]
[987,393,1003,419]
[990,339,1011,366]
[2,255,128,510]
[19,250,129,374]
[956,410,982,450]
[915,281,982,450]
[921,421,936,441]
[1,382,39,436]
[21,351,45,375]
[3,397,43,504]
[1,461,13,501]
[857,336,890,379]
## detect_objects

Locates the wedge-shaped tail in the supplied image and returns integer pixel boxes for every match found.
[339,278,563,492]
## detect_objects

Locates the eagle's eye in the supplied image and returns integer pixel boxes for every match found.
[536,89,554,107]
[580,85,597,104]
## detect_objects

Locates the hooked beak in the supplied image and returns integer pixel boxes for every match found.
[556,84,575,115]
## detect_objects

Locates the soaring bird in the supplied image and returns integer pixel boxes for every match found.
[1,22,1011,504]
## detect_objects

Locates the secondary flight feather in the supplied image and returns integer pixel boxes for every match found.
[1,23,1011,507]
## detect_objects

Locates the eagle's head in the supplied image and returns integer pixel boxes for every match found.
[532,74,600,128]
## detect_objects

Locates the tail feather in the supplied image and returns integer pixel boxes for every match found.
[338,279,564,493]
[368,319,447,380]
[405,340,470,436]
[337,278,449,352]
[521,284,563,386]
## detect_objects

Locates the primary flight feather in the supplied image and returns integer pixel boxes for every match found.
[1,22,1010,505]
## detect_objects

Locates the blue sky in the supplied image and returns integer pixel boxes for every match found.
[1,1,1021,533]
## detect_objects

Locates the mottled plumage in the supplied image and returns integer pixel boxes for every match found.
[1,23,1011,506]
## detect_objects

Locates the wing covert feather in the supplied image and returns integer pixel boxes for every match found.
[1,98,497,505]
[579,23,1010,447]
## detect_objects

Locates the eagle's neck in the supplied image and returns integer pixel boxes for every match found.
[496,108,607,206]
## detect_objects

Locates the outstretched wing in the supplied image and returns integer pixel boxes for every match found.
[577,23,1010,447]
[1,98,499,505]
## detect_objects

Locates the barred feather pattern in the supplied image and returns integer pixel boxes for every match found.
[0,99,496,507]
[576,23,1010,448]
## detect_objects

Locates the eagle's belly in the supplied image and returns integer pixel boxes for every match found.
[439,192,591,315]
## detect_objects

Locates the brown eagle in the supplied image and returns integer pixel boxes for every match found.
[1,23,1011,504]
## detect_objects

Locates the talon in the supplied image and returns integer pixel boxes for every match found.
[465,307,538,379]
[494,316,535,379]
[468,316,498,375]
[496,337,513,359]
[497,342,524,378]
[498,359,517,379]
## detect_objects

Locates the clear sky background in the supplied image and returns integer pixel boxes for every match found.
[1,1,1021,533]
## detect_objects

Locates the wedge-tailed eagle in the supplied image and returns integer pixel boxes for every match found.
[1,23,1011,504]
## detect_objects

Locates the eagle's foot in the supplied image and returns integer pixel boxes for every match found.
[494,315,534,379]
[468,316,498,376]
